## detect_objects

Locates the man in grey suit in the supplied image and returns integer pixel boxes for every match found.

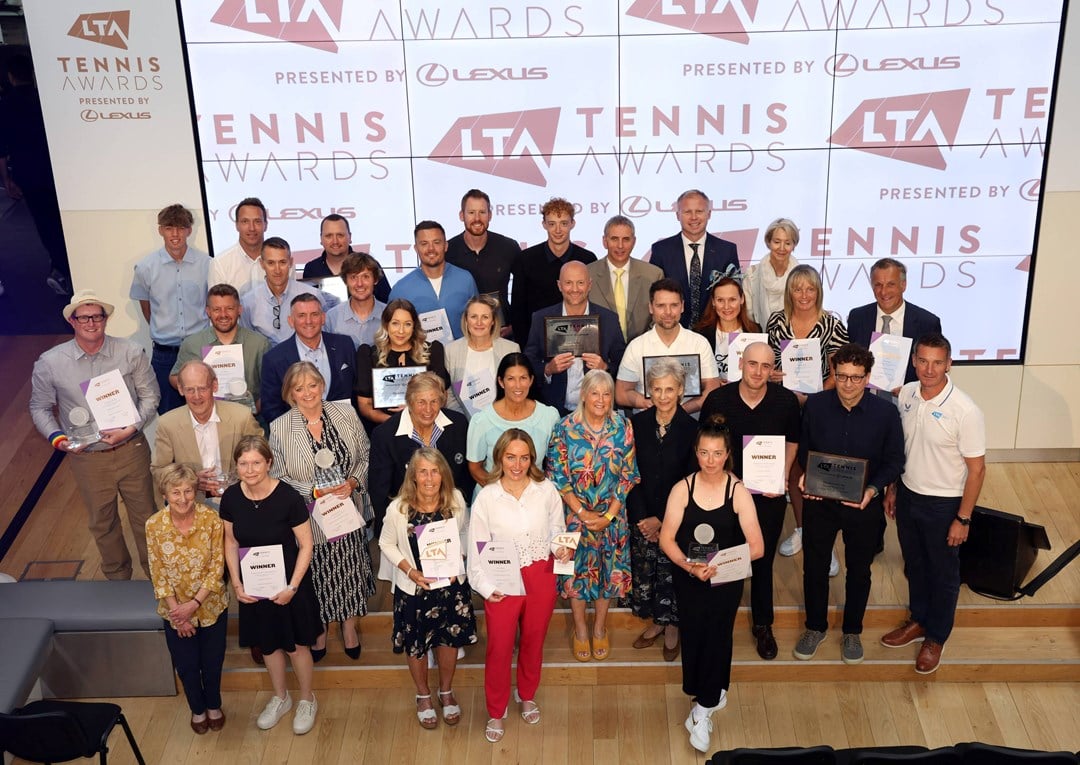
[587,215,663,343]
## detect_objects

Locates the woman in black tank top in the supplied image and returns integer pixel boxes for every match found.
[659,415,765,754]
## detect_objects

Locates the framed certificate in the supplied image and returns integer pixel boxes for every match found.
[804,450,869,504]
[372,365,426,409]
[544,315,601,357]
[643,354,702,397]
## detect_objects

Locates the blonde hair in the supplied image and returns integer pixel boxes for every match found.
[572,369,616,423]
[486,429,545,485]
[782,264,824,320]
[281,361,325,408]
[460,294,501,338]
[157,463,199,498]
[374,299,431,366]
[395,448,463,521]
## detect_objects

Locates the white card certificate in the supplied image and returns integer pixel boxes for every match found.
[419,308,452,346]
[868,332,913,393]
[202,344,246,396]
[780,338,823,394]
[80,369,140,431]
[238,544,287,600]
[726,332,769,382]
[552,531,581,576]
[308,494,364,543]
[456,367,497,417]
[741,435,786,495]
[474,539,525,596]
[708,543,752,585]
[417,518,463,581]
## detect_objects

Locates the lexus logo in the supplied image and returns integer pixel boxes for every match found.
[416,63,450,87]
[621,196,652,218]
[1019,179,1041,202]
[824,53,858,78]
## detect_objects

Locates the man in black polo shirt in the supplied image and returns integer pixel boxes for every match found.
[446,189,521,330]
[794,343,904,665]
[701,341,799,660]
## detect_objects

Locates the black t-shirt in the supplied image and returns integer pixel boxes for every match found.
[699,382,800,479]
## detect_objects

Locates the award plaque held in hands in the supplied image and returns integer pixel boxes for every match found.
[804,451,868,504]
[544,315,601,357]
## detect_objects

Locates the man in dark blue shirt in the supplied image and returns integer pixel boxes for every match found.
[793,343,904,666]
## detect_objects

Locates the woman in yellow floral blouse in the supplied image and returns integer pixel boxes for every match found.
[146,464,229,734]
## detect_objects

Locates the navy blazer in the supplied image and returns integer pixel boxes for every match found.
[524,302,626,414]
[648,232,740,327]
[260,331,357,423]
[846,301,942,384]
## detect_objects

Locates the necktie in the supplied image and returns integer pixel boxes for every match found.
[689,242,702,324]
[614,268,628,339]
[881,315,893,334]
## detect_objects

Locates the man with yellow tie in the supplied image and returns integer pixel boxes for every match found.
[587,215,664,343]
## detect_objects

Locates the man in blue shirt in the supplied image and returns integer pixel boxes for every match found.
[240,237,337,347]
[389,221,478,341]
[130,203,210,414]
[793,343,904,666]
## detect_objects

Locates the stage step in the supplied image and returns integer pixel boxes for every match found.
[217,605,1080,690]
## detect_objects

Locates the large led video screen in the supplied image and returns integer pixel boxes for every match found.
[178,1,1067,362]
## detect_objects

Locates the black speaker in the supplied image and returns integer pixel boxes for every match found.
[959,505,1051,599]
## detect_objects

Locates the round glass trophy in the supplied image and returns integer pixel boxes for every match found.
[689,523,718,563]
[313,448,345,490]
[66,406,101,449]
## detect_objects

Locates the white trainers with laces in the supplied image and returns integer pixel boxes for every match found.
[293,694,318,735]
[257,693,292,730]
[829,549,840,577]
[779,528,802,556]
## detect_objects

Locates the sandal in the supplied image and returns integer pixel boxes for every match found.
[572,633,592,662]
[592,630,611,661]
[437,689,461,726]
[515,690,540,725]
[485,712,507,743]
[415,694,437,730]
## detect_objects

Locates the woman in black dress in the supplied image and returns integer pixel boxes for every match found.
[221,435,323,736]
[378,448,477,730]
[627,357,696,662]
[659,416,764,754]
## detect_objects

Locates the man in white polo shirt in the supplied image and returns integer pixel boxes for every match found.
[615,277,720,415]
[881,332,985,675]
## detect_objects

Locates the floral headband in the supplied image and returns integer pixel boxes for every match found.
[706,264,745,290]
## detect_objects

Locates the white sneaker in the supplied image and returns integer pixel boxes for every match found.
[829,549,840,577]
[293,694,317,735]
[685,708,714,753]
[779,528,803,556]
[257,693,292,730]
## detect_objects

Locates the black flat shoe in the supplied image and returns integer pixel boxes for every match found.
[343,644,361,660]
[311,647,327,663]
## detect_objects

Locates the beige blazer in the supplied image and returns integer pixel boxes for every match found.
[587,257,664,342]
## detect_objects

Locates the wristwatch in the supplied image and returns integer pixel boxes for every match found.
[954,515,971,526]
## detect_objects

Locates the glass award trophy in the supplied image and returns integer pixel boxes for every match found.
[66,406,101,450]
[688,523,719,564]
[313,448,345,491]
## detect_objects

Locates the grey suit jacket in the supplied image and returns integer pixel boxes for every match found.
[587,257,664,342]
[151,400,263,502]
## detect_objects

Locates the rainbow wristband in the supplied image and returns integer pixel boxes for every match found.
[50,432,69,449]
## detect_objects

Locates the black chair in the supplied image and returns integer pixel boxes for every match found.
[0,699,146,764]
[846,748,961,764]
[956,742,1080,764]
[710,746,838,764]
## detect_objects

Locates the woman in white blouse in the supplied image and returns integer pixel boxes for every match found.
[745,218,801,328]
[445,294,520,417]
[467,429,573,744]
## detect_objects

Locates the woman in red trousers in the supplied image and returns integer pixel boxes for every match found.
[467,428,574,743]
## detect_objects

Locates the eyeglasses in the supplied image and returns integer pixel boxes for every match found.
[72,314,107,325]
[834,373,867,384]
[272,304,281,330]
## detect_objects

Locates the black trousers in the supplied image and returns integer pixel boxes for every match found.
[749,494,787,627]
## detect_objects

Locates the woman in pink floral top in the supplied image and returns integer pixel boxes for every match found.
[546,369,639,662]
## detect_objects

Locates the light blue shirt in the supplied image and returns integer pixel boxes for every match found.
[388,263,478,340]
[325,299,385,351]
[129,247,211,346]
[295,334,331,395]
[239,280,338,347]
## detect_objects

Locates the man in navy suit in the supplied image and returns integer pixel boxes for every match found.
[647,189,740,328]
[525,261,625,414]
[260,292,357,422]
[847,258,942,391]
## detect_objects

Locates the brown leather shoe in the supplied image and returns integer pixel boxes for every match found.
[633,628,662,649]
[881,619,926,648]
[915,640,943,674]
[250,645,265,665]
[190,716,210,735]
[751,625,778,660]
[207,710,226,731]
[662,635,680,662]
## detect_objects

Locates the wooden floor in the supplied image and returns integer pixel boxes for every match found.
[3,336,1079,762]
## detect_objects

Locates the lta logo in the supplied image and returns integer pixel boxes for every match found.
[211,0,343,53]
[625,0,758,45]
[829,89,970,170]
[428,108,561,187]
[68,11,131,50]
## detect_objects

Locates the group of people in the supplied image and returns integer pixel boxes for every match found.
[27,186,985,754]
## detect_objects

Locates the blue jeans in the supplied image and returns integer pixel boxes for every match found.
[163,613,228,715]
[895,483,962,644]
[151,344,183,414]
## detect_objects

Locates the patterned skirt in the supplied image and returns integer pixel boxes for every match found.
[628,525,678,625]
[392,580,478,658]
[309,528,376,624]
